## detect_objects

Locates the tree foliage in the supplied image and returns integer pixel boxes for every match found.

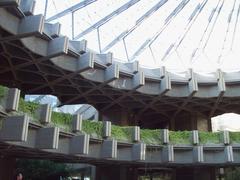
[16,159,71,180]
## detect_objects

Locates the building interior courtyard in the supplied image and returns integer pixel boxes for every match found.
[1,0,240,179]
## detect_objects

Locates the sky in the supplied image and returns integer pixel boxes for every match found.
[34,0,240,73]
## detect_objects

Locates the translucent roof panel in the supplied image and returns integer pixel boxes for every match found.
[35,0,240,73]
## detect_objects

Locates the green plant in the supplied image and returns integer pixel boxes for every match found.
[0,85,7,100]
[229,132,240,144]
[111,125,133,142]
[169,131,191,144]
[140,129,162,145]
[51,111,73,131]
[16,159,71,180]
[82,120,103,138]
[18,98,40,120]
[0,85,8,106]
[199,131,220,144]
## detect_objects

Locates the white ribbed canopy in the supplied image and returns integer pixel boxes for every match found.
[35,0,240,72]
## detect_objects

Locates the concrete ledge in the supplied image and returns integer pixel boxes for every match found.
[78,52,94,71]
[70,134,89,155]
[221,131,230,145]
[132,126,140,142]
[132,71,145,89]
[101,139,117,159]
[19,0,35,15]
[162,129,169,144]
[47,36,69,57]
[6,88,20,112]
[162,145,174,162]
[36,127,59,149]
[103,121,111,138]
[104,64,119,83]
[193,146,204,163]
[224,146,234,163]
[0,115,29,141]
[37,104,52,125]
[0,0,20,7]
[44,23,61,38]
[192,130,199,145]
[132,143,146,161]
[72,114,82,133]
[69,39,87,54]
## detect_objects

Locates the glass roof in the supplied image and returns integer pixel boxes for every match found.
[34,0,240,73]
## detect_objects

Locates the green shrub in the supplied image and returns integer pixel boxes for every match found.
[18,98,40,120]
[16,159,71,180]
[199,131,220,144]
[111,125,133,142]
[82,120,103,138]
[229,132,240,144]
[0,85,7,99]
[51,111,72,131]
[169,131,191,144]
[140,129,162,145]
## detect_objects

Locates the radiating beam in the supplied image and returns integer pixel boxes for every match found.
[46,0,97,22]
[120,0,190,61]
[231,3,240,49]
[102,0,168,52]
[74,0,141,40]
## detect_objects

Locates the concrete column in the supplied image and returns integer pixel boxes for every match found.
[0,157,16,180]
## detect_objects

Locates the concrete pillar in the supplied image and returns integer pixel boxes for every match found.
[0,157,16,180]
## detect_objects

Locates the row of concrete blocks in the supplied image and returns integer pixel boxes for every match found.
[0,115,238,164]
[0,0,35,16]
[1,87,234,145]
[0,87,237,164]
[0,2,234,97]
